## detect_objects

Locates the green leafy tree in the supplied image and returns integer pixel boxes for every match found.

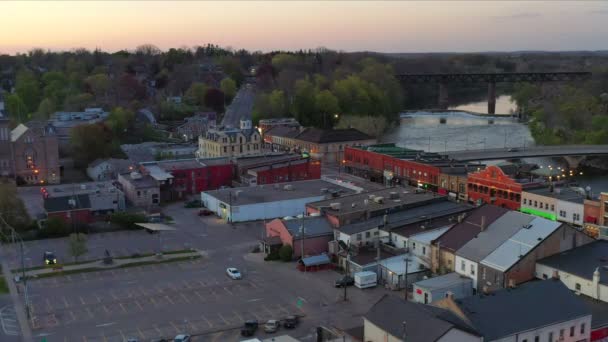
[15,70,41,113]
[41,71,68,106]
[5,94,28,122]
[268,90,287,117]
[110,212,148,230]
[335,115,386,138]
[293,78,316,126]
[184,82,208,106]
[279,244,293,262]
[220,78,237,104]
[106,107,135,138]
[85,74,111,103]
[315,90,340,128]
[70,123,116,167]
[68,233,88,262]
[35,98,55,120]
[64,93,94,111]
[38,217,70,238]
[0,182,31,231]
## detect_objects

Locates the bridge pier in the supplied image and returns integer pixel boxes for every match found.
[488,81,496,115]
[564,156,585,169]
[438,83,449,110]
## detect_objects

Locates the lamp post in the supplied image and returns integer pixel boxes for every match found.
[403,257,410,301]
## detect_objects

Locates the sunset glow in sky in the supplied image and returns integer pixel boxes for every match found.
[1,1,607,54]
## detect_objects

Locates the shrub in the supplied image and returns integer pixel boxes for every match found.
[279,244,293,262]
[38,217,70,238]
[264,251,280,261]
[110,212,147,230]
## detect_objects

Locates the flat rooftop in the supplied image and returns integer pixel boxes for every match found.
[43,181,121,198]
[307,186,444,216]
[525,186,586,204]
[203,179,355,206]
[235,153,303,168]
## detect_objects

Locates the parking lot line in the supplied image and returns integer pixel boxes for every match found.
[119,303,127,313]
[149,297,157,306]
[249,281,259,289]
[170,321,180,334]
[69,310,76,322]
[233,310,243,322]
[197,280,206,287]
[138,327,145,339]
[62,296,69,308]
[210,289,220,298]
[164,295,175,305]
[79,296,86,305]
[103,305,110,314]
[119,330,126,341]
[135,300,143,311]
[262,305,274,317]
[180,293,190,303]
[218,313,229,325]
[202,315,213,328]
[82,335,88,342]
[86,307,94,318]
[94,294,102,303]
[211,332,224,342]
[223,286,234,296]
[182,280,191,289]
[277,304,291,315]
[194,290,206,302]
[110,291,118,300]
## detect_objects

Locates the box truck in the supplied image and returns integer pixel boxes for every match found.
[354,271,377,289]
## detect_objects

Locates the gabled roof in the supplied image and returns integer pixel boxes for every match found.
[365,295,478,341]
[480,217,562,272]
[282,216,333,239]
[456,211,534,262]
[433,205,509,253]
[10,124,29,142]
[295,127,373,143]
[537,240,608,285]
[456,280,590,341]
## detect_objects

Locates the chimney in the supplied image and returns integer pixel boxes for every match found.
[480,216,486,231]
[593,267,601,300]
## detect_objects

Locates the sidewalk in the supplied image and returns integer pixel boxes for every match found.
[21,250,204,278]
[1,259,33,342]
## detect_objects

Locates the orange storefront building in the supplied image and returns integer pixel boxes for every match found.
[466,165,522,210]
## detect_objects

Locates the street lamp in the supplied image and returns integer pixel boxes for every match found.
[403,257,410,301]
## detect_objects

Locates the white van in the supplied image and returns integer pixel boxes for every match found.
[354,271,377,289]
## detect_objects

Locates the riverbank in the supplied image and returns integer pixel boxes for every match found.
[400,109,515,118]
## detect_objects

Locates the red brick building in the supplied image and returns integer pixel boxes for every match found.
[264,216,334,259]
[344,145,441,188]
[139,158,233,201]
[466,165,522,210]
[44,194,92,226]
[247,158,321,185]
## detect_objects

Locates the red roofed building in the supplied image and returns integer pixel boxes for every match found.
[466,165,522,210]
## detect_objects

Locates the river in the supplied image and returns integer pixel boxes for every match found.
[383,96,608,194]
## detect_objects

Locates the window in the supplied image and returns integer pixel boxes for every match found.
[422,246,426,255]
[461,260,465,271]
[356,234,362,241]
[365,231,370,238]
[575,283,581,291]
[523,198,527,205]
[534,337,539,342]
[412,242,416,250]
[559,329,564,338]
[551,204,555,211]
[548,332,553,342]
[534,200,538,207]
[137,191,141,197]
[545,203,549,209]
[470,264,475,276]
[570,326,574,337]
[581,323,586,334]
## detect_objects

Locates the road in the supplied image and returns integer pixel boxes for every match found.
[442,145,608,162]
[221,84,255,128]
[7,203,385,341]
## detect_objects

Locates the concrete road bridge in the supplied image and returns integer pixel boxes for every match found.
[441,145,608,167]
[396,72,592,114]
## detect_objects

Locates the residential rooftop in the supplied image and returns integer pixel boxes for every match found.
[118,172,158,189]
[281,216,333,239]
[480,217,562,272]
[365,295,478,342]
[391,215,454,239]
[413,272,472,291]
[408,226,451,245]
[455,280,590,341]
[202,179,355,206]
[44,194,91,213]
[307,186,443,216]
[433,205,509,253]
[537,240,608,286]
[42,181,121,198]
[525,186,587,204]
[456,211,535,262]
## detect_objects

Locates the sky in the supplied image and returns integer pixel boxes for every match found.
[1,1,608,55]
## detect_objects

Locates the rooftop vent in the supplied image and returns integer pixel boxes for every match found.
[330,202,341,211]
[522,224,533,229]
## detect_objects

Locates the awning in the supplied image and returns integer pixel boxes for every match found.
[135,223,177,231]
[301,254,331,267]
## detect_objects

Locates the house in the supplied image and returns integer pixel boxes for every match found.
[431,205,509,274]
[406,226,451,267]
[521,186,586,226]
[377,253,428,290]
[196,119,262,158]
[49,108,109,151]
[264,127,376,165]
[117,171,160,208]
[536,240,608,303]
[176,112,216,141]
[243,158,321,186]
[455,211,593,291]
[306,186,446,227]
[264,216,334,258]
[44,194,92,226]
[466,165,522,210]
[438,167,470,202]
[363,294,480,342]
[0,120,60,185]
[87,158,134,181]
[434,280,592,342]
[412,272,473,304]
[201,179,355,223]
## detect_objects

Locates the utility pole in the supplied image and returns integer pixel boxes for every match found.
[300,212,305,272]
[402,321,407,342]
[404,257,410,301]
[0,214,29,319]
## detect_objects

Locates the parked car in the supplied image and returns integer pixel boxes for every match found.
[173,334,190,342]
[241,320,258,336]
[264,319,280,333]
[334,276,354,288]
[283,315,299,329]
[198,209,213,216]
[44,251,57,265]
[226,267,242,280]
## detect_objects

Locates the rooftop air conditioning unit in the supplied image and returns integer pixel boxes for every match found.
[523,224,532,229]
[330,202,341,210]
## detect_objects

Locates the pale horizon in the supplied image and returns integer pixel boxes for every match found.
[1,1,608,55]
